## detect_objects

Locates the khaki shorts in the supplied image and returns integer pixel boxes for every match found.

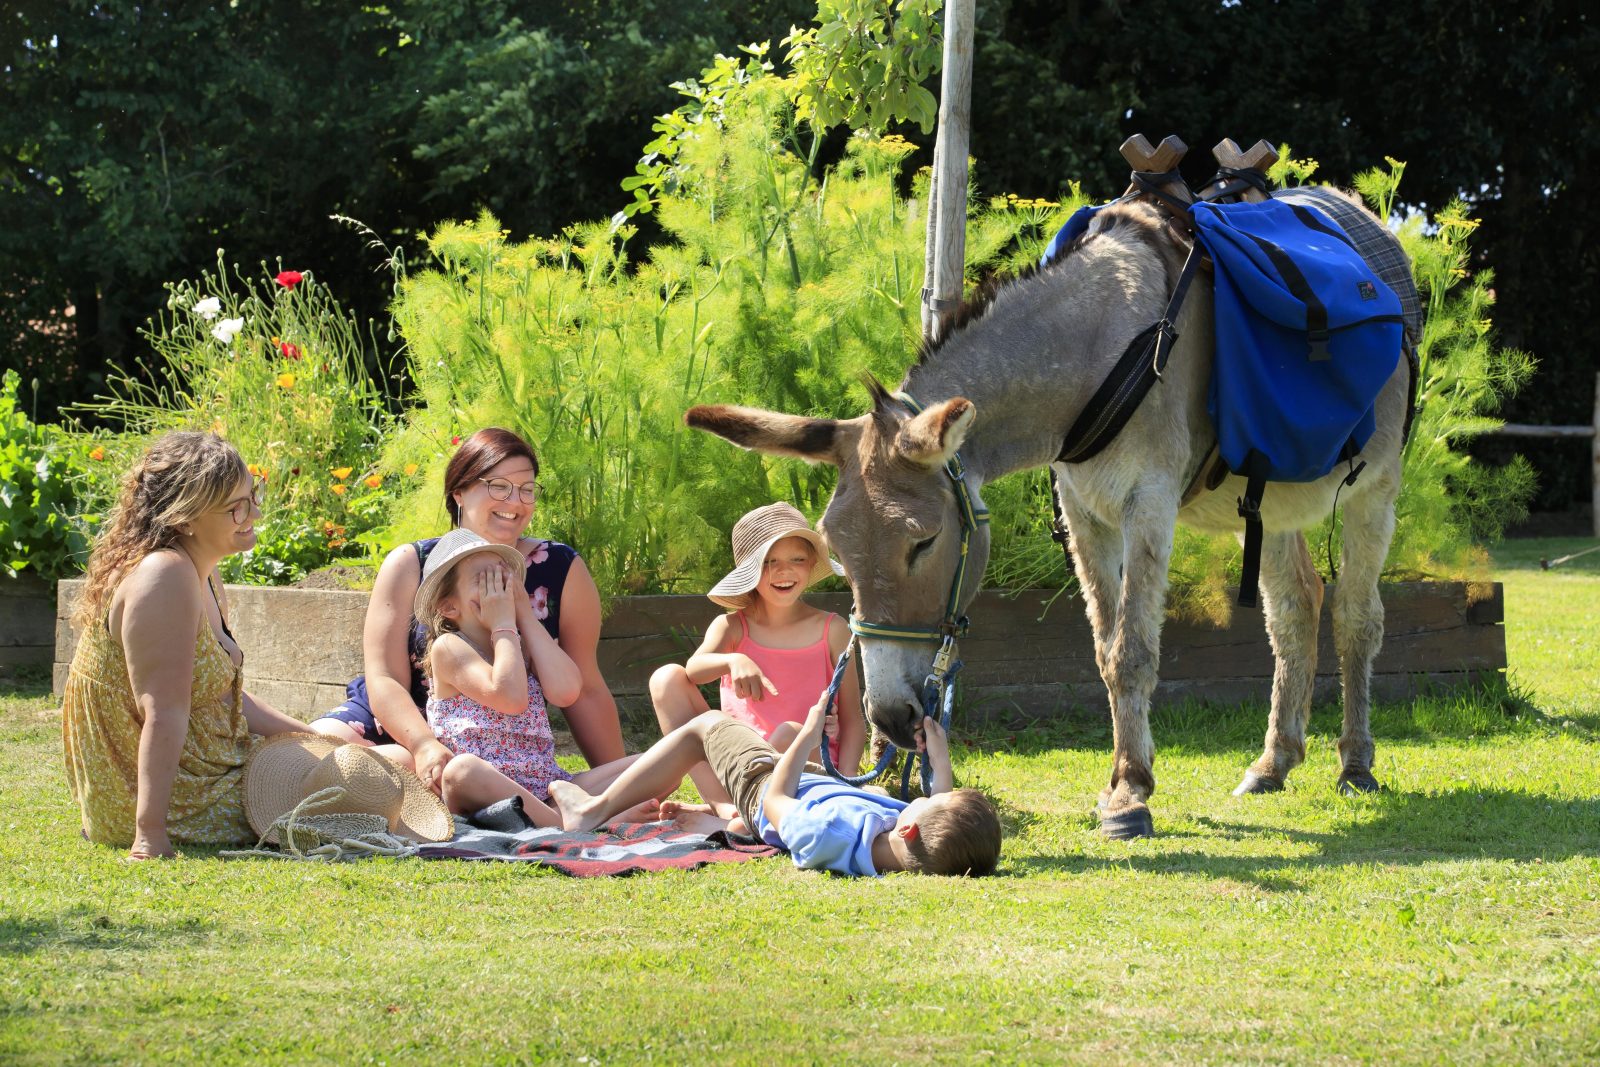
[702,718,779,830]
[702,717,829,831]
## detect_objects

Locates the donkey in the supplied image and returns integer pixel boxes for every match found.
[687,191,1411,839]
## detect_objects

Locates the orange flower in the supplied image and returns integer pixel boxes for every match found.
[331,467,353,481]
[364,474,383,489]
[247,463,269,481]
[330,484,347,496]
[404,463,419,476]
[88,447,105,461]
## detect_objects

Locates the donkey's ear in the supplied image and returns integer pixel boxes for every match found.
[894,398,975,467]
[685,405,842,464]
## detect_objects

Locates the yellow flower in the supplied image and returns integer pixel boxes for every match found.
[404,463,419,476]
[276,372,296,389]
[331,467,353,481]
[88,447,105,461]
[364,474,383,489]
[330,484,347,496]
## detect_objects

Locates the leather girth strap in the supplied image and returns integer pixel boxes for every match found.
[1056,242,1202,465]
[1235,451,1271,608]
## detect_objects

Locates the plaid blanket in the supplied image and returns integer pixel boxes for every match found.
[1272,186,1423,346]
[416,820,780,876]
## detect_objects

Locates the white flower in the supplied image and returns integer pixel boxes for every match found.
[211,317,244,344]
[192,296,222,320]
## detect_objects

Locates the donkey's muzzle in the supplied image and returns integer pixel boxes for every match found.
[867,697,924,750]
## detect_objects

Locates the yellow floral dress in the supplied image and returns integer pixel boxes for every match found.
[61,618,256,847]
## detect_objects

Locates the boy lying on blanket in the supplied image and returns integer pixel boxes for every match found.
[549,693,1001,877]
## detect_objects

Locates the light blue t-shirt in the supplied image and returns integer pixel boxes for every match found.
[755,773,908,877]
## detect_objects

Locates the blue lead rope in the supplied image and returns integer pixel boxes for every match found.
[816,638,961,800]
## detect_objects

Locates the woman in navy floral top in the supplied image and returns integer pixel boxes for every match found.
[309,429,627,795]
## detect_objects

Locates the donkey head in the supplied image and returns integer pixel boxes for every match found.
[687,389,990,748]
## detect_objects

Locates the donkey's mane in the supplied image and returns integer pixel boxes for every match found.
[914,200,1177,367]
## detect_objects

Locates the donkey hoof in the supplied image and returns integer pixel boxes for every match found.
[1337,770,1383,795]
[1098,805,1155,840]
[1233,771,1284,796]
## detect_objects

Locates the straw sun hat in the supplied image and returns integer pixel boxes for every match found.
[706,501,845,611]
[243,734,453,844]
[413,527,528,626]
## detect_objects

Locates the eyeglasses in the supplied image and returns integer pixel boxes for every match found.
[220,475,265,526]
[477,477,540,504]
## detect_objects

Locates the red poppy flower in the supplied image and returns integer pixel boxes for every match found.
[279,340,302,360]
[275,270,304,289]
[451,435,461,446]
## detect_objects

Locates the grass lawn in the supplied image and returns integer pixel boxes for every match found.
[2,539,1596,1065]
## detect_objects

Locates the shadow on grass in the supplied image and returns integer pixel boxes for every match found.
[0,663,53,701]
[1007,786,1600,889]
[961,675,1537,762]
[0,908,214,957]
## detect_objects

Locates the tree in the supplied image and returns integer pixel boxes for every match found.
[0,1,813,416]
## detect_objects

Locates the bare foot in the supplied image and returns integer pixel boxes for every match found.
[546,779,601,832]
[669,809,732,835]
[659,800,717,819]
[126,849,174,862]
[614,798,662,824]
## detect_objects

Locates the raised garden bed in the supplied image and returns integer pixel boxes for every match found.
[52,579,1505,724]
[2,574,56,672]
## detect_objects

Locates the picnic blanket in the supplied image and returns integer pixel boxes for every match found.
[415,820,779,876]
[224,796,780,874]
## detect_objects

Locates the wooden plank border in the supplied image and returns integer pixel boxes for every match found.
[52,579,1504,725]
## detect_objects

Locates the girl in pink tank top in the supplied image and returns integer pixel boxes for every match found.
[719,612,844,763]
[649,503,865,797]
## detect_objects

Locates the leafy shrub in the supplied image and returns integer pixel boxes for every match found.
[0,370,90,580]
[69,257,397,584]
[381,61,1091,598]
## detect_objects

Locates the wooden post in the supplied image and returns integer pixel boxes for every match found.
[922,0,976,344]
[1593,370,1599,537]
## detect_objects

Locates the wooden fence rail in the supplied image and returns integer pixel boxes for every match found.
[1484,371,1599,537]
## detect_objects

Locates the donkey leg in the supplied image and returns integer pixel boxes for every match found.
[1094,487,1178,839]
[1235,532,1324,795]
[1056,478,1122,686]
[1331,483,1398,795]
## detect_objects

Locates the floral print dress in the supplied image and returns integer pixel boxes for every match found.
[425,674,573,802]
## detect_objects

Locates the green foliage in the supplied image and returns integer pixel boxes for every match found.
[67,258,395,585]
[1353,159,1535,578]
[387,65,1081,598]
[783,0,944,132]
[0,371,89,580]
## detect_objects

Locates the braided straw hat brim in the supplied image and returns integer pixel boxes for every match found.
[706,502,845,611]
[243,734,453,844]
[413,528,529,624]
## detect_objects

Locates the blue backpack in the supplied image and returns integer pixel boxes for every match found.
[1190,196,1404,483]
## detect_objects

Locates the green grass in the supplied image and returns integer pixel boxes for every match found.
[2,544,1597,1064]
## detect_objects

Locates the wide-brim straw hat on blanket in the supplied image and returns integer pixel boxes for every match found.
[243,734,453,844]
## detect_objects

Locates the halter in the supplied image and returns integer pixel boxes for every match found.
[817,391,991,797]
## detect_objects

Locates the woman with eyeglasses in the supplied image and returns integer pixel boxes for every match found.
[61,432,312,859]
[307,428,627,798]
